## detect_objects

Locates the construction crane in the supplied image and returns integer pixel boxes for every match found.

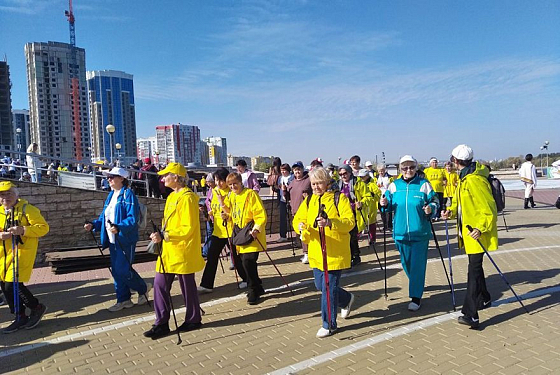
[65,0,82,160]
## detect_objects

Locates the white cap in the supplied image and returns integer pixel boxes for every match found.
[451,144,474,161]
[365,161,373,167]
[429,157,438,163]
[357,168,369,177]
[206,172,214,182]
[399,155,417,165]
[102,167,129,179]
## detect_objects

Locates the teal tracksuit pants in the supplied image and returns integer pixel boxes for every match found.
[395,239,429,299]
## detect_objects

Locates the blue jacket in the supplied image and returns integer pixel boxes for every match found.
[92,187,140,248]
[383,175,439,242]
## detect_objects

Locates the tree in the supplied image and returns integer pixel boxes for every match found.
[254,162,272,172]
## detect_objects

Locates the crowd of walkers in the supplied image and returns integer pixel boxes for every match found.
[1,143,553,339]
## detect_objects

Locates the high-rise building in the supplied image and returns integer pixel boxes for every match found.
[227,154,251,168]
[0,61,13,152]
[199,140,209,166]
[25,41,90,160]
[156,124,201,166]
[137,136,157,162]
[204,136,227,166]
[87,70,137,165]
[12,110,30,158]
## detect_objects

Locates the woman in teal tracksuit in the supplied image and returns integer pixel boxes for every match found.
[380,155,439,312]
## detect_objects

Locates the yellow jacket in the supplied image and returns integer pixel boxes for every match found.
[357,179,381,225]
[293,191,355,271]
[157,188,205,274]
[444,170,459,198]
[210,187,233,239]
[448,163,498,254]
[424,167,447,193]
[1,199,49,282]
[229,188,267,254]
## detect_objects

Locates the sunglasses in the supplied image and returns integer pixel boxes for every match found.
[107,175,120,179]
[401,166,417,171]
[339,172,348,176]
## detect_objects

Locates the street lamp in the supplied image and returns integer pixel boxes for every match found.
[540,140,550,172]
[115,143,122,166]
[16,128,22,161]
[338,156,341,166]
[105,124,115,164]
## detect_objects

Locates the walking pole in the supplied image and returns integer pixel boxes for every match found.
[255,237,295,296]
[466,225,529,314]
[501,211,509,232]
[223,219,240,288]
[318,225,332,334]
[10,210,20,322]
[107,220,152,308]
[267,190,276,237]
[443,220,457,311]
[429,221,455,309]
[150,220,182,345]
[383,215,388,300]
[285,199,297,257]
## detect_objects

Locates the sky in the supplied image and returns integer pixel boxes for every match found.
[1,0,559,165]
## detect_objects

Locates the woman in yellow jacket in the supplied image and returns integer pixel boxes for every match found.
[357,169,381,243]
[0,181,49,333]
[223,172,267,305]
[294,167,355,338]
[443,161,459,208]
[145,163,205,340]
[442,145,498,329]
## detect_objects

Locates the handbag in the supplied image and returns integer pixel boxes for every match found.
[555,196,560,209]
[231,193,255,246]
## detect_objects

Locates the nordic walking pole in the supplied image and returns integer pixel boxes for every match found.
[429,221,454,309]
[315,205,332,333]
[466,225,529,314]
[223,219,240,288]
[267,190,275,237]
[501,211,509,232]
[255,237,295,296]
[285,199,297,257]
[444,220,457,311]
[9,209,20,322]
[383,213,388,300]
[150,220,182,345]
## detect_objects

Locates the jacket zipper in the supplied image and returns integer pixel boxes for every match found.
[405,182,410,241]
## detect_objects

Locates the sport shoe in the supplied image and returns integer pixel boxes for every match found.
[143,323,170,339]
[107,300,134,312]
[0,297,5,306]
[238,281,248,289]
[341,294,355,319]
[247,290,261,305]
[137,283,153,306]
[25,304,47,330]
[480,300,492,310]
[3,316,29,334]
[351,256,361,267]
[316,327,336,338]
[300,254,309,264]
[197,286,213,294]
[277,237,288,243]
[408,301,421,311]
[458,315,480,329]
[178,322,202,332]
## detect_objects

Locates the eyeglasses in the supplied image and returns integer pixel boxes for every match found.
[339,172,348,176]
[401,166,416,171]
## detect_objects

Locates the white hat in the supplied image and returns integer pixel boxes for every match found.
[365,161,373,167]
[429,157,438,163]
[206,172,214,182]
[399,155,417,165]
[357,168,369,177]
[451,144,474,160]
[102,167,129,179]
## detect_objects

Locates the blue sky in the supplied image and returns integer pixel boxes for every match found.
[1,0,559,165]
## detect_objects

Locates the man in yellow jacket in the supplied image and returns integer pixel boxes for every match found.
[0,181,49,333]
[424,158,447,220]
[442,145,498,329]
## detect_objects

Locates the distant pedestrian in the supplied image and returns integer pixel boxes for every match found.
[277,163,294,242]
[424,158,446,220]
[287,161,312,263]
[141,158,161,198]
[376,163,394,230]
[519,154,537,209]
[25,143,41,183]
[443,161,459,208]
[236,160,260,192]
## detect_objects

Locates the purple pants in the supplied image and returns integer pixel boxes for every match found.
[153,272,201,326]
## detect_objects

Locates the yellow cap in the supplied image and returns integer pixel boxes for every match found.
[157,162,187,177]
[95,160,105,165]
[0,181,16,192]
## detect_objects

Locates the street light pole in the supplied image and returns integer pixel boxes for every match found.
[16,128,22,161]
[106,124,115,164]
[115,143,122,166]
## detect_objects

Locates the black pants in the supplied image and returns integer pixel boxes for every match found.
[240,252,262,293]
[0,281,39,315]
[462,253,491,319]
[200,236,246,289]
[436,192,444,218]
[350,225,360,258]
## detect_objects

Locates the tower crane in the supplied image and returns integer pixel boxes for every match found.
[65,0,82,160]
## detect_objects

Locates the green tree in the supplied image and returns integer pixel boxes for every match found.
[254,162,272,172]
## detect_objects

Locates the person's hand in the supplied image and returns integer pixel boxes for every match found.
[208,211,214,219]
[380,196,388,207]
[423,205,432,215]
[298,222,307,232]
[281,183,287,191]
[316,217,330,228]
[441,210,451,220]
[109,225,119,234]
[0,232,11,240]
[468,228,481,240]
[251,228,260,239]
[302,192,309,199]
[356,201,362,209]
[220,211,229,221]
[150,232,162,243]
[8,226,24,236]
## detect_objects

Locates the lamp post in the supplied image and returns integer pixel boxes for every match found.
[155,151,160,166]
[540,140,550,175]
[16,127,22,161]
[338,156,341,166]
[106,124,115,164]
[115,143,122,166]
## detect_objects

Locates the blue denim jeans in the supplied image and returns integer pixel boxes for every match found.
[312,268,351,330]
[202,220,214,257]
[109,243,148,303]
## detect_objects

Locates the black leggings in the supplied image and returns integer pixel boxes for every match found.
[200,236,246,289]
[0,281,39,315]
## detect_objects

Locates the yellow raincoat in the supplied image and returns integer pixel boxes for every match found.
[293,192,355,271]
[351,179,369,232]
[444,170,459,198]
[1,199,49,283]
[358,179,381,226]
[157,188,205,274]
[447,163,498,254]
[229,188,267,254]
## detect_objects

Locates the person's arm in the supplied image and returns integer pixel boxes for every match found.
[248,173,261,192]
[13,204,50,239]
[249,191,267,233]
[113,189,139,236]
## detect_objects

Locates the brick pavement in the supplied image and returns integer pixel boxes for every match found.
[1,197,560,374]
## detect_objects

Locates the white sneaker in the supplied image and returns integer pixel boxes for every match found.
[300,254,309,264]
[316,327,336,338]
[107,300,134,312]
[341,293,355,319]
[238,281,248,289]
[408,301,421,311]
[137,283,152,305]
[278,237,288,243]
[197,286,213,294]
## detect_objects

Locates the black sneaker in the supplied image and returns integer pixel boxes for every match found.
[3,316,29,334]
[351,256,362,267]
[178,322,202,332]
[458,315,480,329]
[143,324,170,339]
[247,290,261,305]
[25,304,47,330]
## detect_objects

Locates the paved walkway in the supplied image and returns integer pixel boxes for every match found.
[1,197,560,374]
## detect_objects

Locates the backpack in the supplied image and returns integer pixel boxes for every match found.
[267,172,279,192]
[306,191,341,216]
[126,189,148,229]
[488,174,506,213]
